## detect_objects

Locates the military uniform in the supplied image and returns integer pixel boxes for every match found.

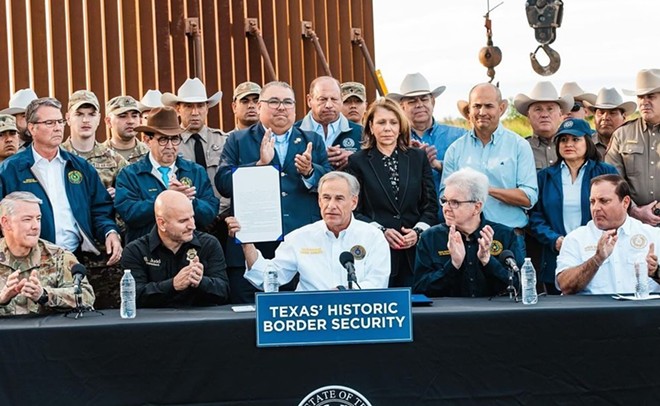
[0,238,95,316]
[527,134,557,171]
[62,139,128,188]
[101,138,150,164]
[179,126,228,211]
[605,118,660,206]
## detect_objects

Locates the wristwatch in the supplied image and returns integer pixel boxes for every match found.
[413,227,424,244]
[36,289,49,305]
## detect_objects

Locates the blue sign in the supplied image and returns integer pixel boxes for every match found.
[256,288,413,347]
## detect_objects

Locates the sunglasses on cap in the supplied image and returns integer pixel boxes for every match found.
[571,101,584,113]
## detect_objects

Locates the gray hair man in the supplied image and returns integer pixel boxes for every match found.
[414,167,524,298]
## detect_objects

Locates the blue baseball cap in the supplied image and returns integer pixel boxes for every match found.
[555,118,592,138]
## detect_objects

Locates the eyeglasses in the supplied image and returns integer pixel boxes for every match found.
[32,119,67,128]
[402,95,432,106]
[571,101,584,112]
[150,135,182,146]
[440,197,477,209]
[260,98,296,109]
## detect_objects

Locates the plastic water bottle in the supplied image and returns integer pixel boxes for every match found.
[521,258,538,305]
[120,269,136,319]
[634,259,650,299]
[263,265,279,293]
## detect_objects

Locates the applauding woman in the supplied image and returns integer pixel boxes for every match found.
[347,98,438,287]
[529,118,618,294]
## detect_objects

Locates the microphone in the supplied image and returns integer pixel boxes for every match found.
[339,251,357,289]
[71,263,87,295]
[499,250,519,273]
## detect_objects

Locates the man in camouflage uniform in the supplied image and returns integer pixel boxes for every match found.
[0,192,95,316]
[62,90,128,198]
[0,88,38,149]
[102,95,149,163]
[62,90,128,309]
[0,114,19,163]
[230,81,261,133]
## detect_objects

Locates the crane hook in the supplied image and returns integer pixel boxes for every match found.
[530,44,561,76]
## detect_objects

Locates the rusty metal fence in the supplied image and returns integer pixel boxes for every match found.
[0,0,376,134]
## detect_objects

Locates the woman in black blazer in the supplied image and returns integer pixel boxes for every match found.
[347,97,438,287]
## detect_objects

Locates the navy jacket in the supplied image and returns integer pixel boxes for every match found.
[0,146,118,248]
[215,123,332,267]
[413,217,523,297]
[115,153,219,243]
[294,113,363,153]
[529,160,618,283]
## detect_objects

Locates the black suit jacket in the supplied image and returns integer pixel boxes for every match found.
[347,147,438,278]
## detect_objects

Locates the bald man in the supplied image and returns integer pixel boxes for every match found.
[120,190,229,308]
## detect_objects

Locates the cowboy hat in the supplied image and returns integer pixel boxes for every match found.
[134,106,183,136]
[584,87,636,116]
[0,88,38,115]
[386,73,446,101]
[560,82,597,105]
[137,89,164,112]
[623,69,660,97]
[161,78,222,108]
[513,81,573,116]
[456,100,470,120]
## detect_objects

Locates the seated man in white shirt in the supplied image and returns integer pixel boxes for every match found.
[226,171,391,291]
[556,174,660,294]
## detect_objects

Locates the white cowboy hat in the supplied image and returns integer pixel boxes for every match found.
[138,89,164,112]
[386,73,446,101]
[623,69,660,97]
[513,81,573,116]
[161,78,222,108]
[560,82,597,105]
[0,88,38,115]
[584,87,637,116]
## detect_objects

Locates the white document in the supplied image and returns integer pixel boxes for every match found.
[232,165,283,243]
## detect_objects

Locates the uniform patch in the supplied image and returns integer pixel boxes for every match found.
[211,144,221,151]
[180,177,193,187]
[67,170,83,184]
[350,245,366,260]
[438,250,450,256]
[143,256,161,266]
[342,138,356,148]
[186,248,197,262]
[490,240,503,256]
[300,247,322,254]
[631,234,648,249]
[294,137,302,144]
[22,178,38,184]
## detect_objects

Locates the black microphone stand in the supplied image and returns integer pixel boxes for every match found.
[65,287,104,319]
[506,267,520,302]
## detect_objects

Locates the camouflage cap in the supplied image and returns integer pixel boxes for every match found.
[233,81,262,101]
[0,114,18,133]
[68,90,100,112]
[106,95,140,116]
[340,82,366,102]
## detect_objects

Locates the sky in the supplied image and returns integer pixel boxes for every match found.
[373,0,660,119]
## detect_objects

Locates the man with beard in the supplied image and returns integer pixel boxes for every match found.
[103,95,149,163]
[121,190,229,308]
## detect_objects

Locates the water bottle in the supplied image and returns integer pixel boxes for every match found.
[634,258,650,299]
[520,258,538,305]
[263,265,279,293]
[120,269,136,319]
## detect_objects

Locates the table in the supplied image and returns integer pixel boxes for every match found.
[2,295,660,405]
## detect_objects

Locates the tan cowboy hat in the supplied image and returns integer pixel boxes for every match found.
[134,106,183,136]
[513,81,573,116]
[161,78,222,108]
[456,100,470,120]
[137,89,164,112]
[623,69,660,96]
[585,87,637,116]
[0,88,38,115]
[560,82,597,105]
[386,73,446,101]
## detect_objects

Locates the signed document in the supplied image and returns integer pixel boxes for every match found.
[232,165,283,243]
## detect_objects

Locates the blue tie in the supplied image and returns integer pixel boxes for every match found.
[157,166,171,187]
